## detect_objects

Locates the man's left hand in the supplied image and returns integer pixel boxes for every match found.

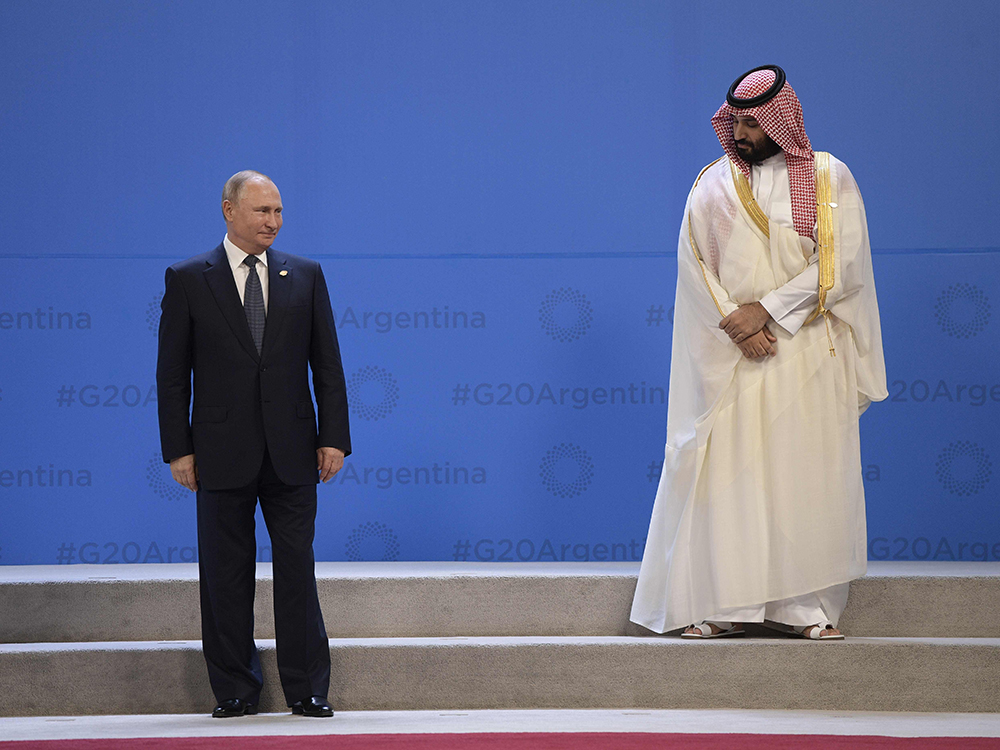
[317,447,345,483]
[720,302,772,343]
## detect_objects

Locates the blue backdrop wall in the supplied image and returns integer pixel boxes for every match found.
[1,0,998,566]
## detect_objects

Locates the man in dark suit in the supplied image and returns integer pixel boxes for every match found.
[156,170,351,718]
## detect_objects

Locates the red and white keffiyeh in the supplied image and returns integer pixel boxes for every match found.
[711,69,816,239]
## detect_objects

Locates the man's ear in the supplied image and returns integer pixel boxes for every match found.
[222,200,234,221]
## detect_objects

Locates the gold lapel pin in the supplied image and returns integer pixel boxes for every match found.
[279,270,288,277]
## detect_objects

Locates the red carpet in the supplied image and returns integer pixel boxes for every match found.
[4,734,1000,749]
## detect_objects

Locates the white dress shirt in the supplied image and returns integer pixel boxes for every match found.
[751,152,819,336]
[224,234,269,313]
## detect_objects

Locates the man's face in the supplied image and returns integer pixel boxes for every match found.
[223,178,283,255]
[732,115,781,164]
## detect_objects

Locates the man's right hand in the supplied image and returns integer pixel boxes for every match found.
[736,325,777,359]
[170,454,199,491]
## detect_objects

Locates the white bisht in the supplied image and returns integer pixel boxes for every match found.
[630,154,887,634]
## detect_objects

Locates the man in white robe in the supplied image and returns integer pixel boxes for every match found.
[630,66,887,639]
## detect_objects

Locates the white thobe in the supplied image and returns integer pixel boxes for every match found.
[711,153,840,627]
[753,153,819,337]
[629,151,887,634]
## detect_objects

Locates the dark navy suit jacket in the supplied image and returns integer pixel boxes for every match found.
[156,243,351,491]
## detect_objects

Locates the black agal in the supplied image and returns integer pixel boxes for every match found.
[727,65,786,108]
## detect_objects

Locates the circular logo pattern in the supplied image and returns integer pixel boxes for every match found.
[345,521,400,561]
[539,443,595,498]
[935,441,992,497]
[147,294,162,335]
[934,283,991,339]
[146,453,186,501]
[539,288,594,342]
[347,366,400,421]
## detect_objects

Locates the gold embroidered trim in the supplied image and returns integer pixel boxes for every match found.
[814,151,835,299]
[806,151,837,356]
[729,160,770,238]
[688,158,725,317]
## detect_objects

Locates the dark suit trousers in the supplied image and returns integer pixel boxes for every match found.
[196,449,330,706]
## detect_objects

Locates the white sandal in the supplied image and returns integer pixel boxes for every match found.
[792,622,844,640]
[681,620,746,639]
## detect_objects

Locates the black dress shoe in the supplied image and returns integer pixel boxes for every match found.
[291,696,334,717]
[212,698,259,718]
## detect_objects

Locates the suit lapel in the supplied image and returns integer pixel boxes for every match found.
[203,244,260,363]
[261,249,291,359]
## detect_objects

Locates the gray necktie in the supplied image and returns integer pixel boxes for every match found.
[242,255,265,354]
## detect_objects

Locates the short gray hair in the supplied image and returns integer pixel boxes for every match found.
[222,170,273,206]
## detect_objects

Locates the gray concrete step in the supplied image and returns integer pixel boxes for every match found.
[1,561,997,642]
[1,634,997,717]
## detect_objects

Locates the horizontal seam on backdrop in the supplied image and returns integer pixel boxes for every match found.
[1,248,999,260]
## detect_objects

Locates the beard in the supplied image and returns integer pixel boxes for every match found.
[734,135,782,164]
